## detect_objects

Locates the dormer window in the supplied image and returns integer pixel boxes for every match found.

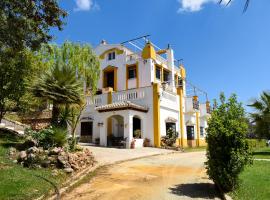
[108,51,116,60]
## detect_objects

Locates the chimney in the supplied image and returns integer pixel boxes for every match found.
[101,40,107,45]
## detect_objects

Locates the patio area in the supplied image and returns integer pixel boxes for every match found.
[80,144,177,165]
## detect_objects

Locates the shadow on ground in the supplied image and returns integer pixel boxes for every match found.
[253,151,270,156]
[169,183,221,199]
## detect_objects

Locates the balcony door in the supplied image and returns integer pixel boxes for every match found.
[103,66,118,91]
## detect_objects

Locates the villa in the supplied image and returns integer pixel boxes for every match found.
[78,38,211,148]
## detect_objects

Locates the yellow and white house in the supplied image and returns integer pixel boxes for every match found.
[78,40,211,148]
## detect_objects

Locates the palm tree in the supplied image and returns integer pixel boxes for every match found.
[32,63,83,126]
[220,0,250,12]
[248,91,270,139]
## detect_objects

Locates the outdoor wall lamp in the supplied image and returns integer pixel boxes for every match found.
[98,122,104,127]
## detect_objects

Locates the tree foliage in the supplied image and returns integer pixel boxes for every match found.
[31,42,100,126]
[0,0,67,51]
[32,64,83,126]
[205,93,252,192]
[0,0,66,121]
[248,91,270,139]
[0,50,32,122]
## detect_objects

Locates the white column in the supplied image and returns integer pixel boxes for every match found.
[99,118,107,146]
[167,48,175,92]
[124,112,133,149]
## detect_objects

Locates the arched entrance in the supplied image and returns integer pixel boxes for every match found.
[107,115,124,146]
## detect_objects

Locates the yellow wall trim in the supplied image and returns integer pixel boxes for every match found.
[102,66,118,91]
[177,87,185,147]
[196,111,200,147]
[153,83,160,147]
[107,91,112,104]
[142,42,156,60]
[99,48,124,59]
[126,63,139,89]
[180,65,186,79]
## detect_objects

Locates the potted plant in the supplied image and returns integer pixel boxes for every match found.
[130,139,136,149]
[143,138,150,147]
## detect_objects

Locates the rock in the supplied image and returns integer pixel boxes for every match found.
[49,147,62,155]
[8,147,17,156]
[57,155,71,168]
[18,151,27,161]
[27,146,39,154]
[51,169,59,176]
[21,139,37,149]
[41,160,51,168]
[63,167,74,173]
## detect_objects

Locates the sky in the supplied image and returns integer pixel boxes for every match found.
[52,0,270,109]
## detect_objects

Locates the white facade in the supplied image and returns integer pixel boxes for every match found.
[78,40,211,148]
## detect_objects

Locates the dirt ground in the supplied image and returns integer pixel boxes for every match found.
[62,151,221,200]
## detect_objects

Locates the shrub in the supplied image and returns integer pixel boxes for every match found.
[133,129,141,138]
[161,128,178,147]
[205,93,252,192]
[26,127,67,149]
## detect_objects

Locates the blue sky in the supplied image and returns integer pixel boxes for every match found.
[52,0,270,108]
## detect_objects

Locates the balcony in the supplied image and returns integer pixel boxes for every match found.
[86,87,151,109]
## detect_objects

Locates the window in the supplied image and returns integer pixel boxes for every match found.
[163,70,169,82]
[108,51,116,60]
[178,77,183,87]
[200,127,204,137]
[186,126,195,140]
[128,65,136,79]
[155,66,161,80]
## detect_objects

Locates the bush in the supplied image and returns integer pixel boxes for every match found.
[247,139,267,150]
[205,93,252,192]
[133,129,141,138]
[25,127,67,149]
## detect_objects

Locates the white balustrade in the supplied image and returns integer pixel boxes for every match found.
[86,94,107,106]
[112,88,146,103]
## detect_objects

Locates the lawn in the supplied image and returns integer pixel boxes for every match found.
[252,147,270,159]
[0,130,67,200]
[230,160,270,200]
[184,146,207,152]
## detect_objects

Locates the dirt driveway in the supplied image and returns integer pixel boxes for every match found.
[62,151,220,200]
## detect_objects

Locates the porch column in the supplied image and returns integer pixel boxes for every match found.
[99,118,107,146]
[124,112,133,149]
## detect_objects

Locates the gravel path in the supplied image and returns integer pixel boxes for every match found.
[62,151,220,200]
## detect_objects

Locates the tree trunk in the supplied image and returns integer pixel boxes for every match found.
[0,102,5,123]
[51,103,60,126]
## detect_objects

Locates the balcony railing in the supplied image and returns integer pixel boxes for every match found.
[112,88,146,102]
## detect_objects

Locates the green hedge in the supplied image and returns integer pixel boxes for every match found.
[247,139,267,150]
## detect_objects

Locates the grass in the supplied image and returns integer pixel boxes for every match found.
[0,130,67,200]
[252,147,270,159]
[230,160,270,200]
[184,146,207,152]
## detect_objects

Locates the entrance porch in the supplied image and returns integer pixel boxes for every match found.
[96,101,148,148]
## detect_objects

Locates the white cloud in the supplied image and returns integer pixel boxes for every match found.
[74,0,99,11]
[177,0,232,13]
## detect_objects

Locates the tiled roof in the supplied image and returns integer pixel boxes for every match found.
[96,101,148,113]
